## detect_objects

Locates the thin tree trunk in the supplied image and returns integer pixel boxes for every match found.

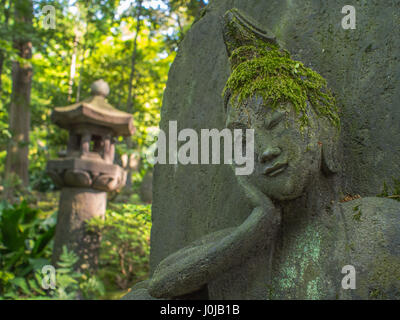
[5,0,33,189]
[76,20,89,103]
[176,13,184,42]
[117,78,124,106]
[125,0,143,188]
[67,31,79,102]
[75,45,86,103]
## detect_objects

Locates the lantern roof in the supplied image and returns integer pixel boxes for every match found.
[51,80,134,137]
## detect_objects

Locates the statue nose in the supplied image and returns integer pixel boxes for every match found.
[260,147,281,163]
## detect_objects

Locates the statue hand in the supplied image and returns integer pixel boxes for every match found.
[235,173,275,210]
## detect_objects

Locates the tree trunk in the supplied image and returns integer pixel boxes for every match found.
[5,0,33,188]
[76,20,89,103]
[125,0,143,189]
[75,45,86,103]
[67,31,79,102]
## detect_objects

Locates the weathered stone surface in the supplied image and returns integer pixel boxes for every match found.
[201,197,400,300]
[51,80,134,137]
[121,281,160,300]
[144,1,400,300]
[139,170,153,203]
[52,188,107,269]
[47,158,126,192]
[91,79,110,97]
[339,197,400,299]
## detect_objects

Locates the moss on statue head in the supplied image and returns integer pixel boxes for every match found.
[223,44,340,132]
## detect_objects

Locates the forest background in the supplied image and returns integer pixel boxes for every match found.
[0,0,207,299]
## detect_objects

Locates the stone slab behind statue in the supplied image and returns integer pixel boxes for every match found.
[151,0,400,280]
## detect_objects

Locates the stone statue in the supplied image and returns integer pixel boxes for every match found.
[124,8,400,300]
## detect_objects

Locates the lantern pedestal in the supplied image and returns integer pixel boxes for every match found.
[52,188,106,270]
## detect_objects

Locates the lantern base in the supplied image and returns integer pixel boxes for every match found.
[52,187,107,271]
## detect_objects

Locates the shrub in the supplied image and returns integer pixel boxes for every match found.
[88,203,151,294]
[0,200,56,298]
[0,199,151,299]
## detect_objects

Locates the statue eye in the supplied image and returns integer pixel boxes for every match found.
[265,112,285,130]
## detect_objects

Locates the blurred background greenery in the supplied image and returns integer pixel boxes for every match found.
[0,0,207,299]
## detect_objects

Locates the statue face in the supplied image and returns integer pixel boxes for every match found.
[226,97,323,201]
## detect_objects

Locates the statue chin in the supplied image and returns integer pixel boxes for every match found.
[258,178,304,202]
[249,164,312,202]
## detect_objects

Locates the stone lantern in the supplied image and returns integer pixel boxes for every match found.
[47,80,134,270]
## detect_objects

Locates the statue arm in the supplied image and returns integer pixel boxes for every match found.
[148,175,281,299]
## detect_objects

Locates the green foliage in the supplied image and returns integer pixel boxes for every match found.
[28,124,58,192]
[51,246,81,300]
[1,273,46,300]
[1,244,104,300]
[88,203,151,294]
[0,196,151,299]
[0,200,55,275]
[50,246,104,300]
[378,179,400,201]
[79,273,106,300]
[223,44,340,131]
[0,0,194,300]
[1,245,80,300]
[0,200,56,298]
[0,198,150,299]
[1,0,181,192]
[0,199,105,300]
[166,0,208,20]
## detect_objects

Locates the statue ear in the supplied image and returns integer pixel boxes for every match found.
[321,137,340,176]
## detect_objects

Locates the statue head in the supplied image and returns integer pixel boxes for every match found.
[222,9,341,201]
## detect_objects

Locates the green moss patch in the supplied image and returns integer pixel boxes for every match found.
[223,44,340,131]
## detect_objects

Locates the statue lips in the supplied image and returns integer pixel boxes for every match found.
[263,162,288,177]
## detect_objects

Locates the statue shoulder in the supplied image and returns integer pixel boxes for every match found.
[339,197,400,299]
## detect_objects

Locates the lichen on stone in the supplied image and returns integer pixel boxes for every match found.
[223,43,340,131]
[276,225,323,299]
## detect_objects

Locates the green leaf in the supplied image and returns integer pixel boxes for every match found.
[31,225,56,256]
[28,278,46,295]
[28,258,50,271]
[10,277,30,295]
